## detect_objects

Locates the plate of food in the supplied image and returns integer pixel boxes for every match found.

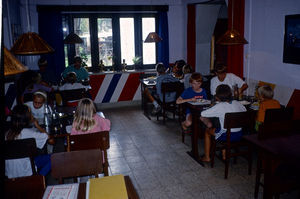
[239,100,251,105]
[189,99,211,105]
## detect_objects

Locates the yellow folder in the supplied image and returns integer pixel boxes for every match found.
[88,175,128,199]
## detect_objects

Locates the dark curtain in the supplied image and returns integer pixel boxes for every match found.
[38,11,65,83]
[158,12,169,68]
[187,4,196,71]
[227,0,245,78]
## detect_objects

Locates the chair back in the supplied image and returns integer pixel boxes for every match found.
[67,131,110,176]
[264,107,294,123]
[23,93,34,103]
[4,138,38,175]
[5,175,46,199]
[59,88,88,106]
[161,81,184,102]
[224,111,257,133]
[258,120,299,139]
[51,149,103,184]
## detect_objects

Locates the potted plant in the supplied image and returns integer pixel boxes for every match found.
[132,56,142,70]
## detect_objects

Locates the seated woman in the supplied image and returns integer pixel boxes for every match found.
[71,98,111,135]
[5,104,51,179]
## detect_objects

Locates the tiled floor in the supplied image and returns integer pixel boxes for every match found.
[49,105,299,199]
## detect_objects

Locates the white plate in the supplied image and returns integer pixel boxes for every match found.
[239,100,251,105]
[188,100,211,105]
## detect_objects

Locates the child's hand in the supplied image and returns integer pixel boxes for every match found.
[191,97,197,102]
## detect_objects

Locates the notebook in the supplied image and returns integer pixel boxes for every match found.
[42,183,79,199]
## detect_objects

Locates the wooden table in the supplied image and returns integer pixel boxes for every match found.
[140,79,156,120]
[244,134,300,199]
[185,102,211,166]
[77,176,139,199]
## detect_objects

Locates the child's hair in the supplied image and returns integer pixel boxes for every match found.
[258,85,274,99]
[66,72,77,84]
[183,64,193,74]
[38,57,47,67]
[33,90,47,102]
[74,98,96,132]
[175,59,186,69]
[6,104,32,140]
[214,64,227,74]
[216,84,232,102]
[189,72,203,83]
[74,56,82,63]
[156,63,165,74]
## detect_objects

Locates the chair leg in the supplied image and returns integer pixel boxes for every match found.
[210,138,216,168]
[248,146,253,175]
[182,130,185,143]
[103,162,109,176]
[224,149,230,179]
[254,157,262,198]
[163,106,166,124]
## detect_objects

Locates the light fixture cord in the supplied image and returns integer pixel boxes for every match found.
[231,0,234,30]
[26,0,31,32]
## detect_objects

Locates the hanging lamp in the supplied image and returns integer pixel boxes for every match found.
[4,47,28,76]
[11,0,54,54]
[144,32,162,43]
[216,0,248,45]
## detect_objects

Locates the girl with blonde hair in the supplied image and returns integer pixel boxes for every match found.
[71,98,110,135]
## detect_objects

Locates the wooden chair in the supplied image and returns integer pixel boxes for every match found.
[67,131,110,176]
[157,81,184,124]
[5,175,46,199]
[264,106,294,124]
[51,149,103,184]
[210,111,257,179]
[59,88,88,106]
[4,138,38,176]
[255,120,300,198]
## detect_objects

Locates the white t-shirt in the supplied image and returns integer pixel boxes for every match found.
[201,100,246,139]
[25,101,45,123]
[5,128,48,178]
[210,73,245,96]
[59,83,90,91]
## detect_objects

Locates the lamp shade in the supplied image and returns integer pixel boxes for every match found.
[144,32,162,43]
[64,32,84,44]
[216,29,248,45]
[4,47,28,76]
[11,32,54,55]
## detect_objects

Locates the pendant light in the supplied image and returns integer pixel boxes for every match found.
[64,0,83,44]
[11,0,54,55]
[216,0,248,45]
[4,47,28,76]
[144,32,162,43]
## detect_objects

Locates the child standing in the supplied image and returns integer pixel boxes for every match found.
[71,98,111,135]
[176,73,207,130]
[255,85,281,131]
[200,84,246,162]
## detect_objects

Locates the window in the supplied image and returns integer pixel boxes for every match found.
[63,13,158,70]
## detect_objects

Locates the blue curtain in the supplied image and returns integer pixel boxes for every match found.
[38,11,65,84]
[158,12,169,68]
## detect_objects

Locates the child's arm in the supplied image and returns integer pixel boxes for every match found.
[176,96,197,104]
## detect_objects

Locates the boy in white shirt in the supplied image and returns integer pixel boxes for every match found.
[200,84,246,162]
[210,65,248,97]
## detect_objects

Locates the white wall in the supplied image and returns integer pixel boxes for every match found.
[244,0,300,104]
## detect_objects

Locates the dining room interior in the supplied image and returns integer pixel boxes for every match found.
[1,0,300,198]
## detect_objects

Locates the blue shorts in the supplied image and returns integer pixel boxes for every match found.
[216,129,243,142]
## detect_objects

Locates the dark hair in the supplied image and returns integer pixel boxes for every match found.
[6,105,32,140]
[38,57,47,66]
[66,72,77,84]
[215,65,227,74]
[74,56,82,63]
[156,63,166,74]
[189,72,203,83]
[175,60,186,69]
[216,84,232,102]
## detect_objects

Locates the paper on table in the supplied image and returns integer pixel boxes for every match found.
[42,183,79,199]
[87,175,127,199]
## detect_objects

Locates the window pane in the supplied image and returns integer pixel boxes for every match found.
[97,18,113,66]
[74,18,91,67]
[62,16,69,67]
[120,18,135,65]
[142,18,156,65]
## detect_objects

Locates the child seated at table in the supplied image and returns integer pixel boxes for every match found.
[71,98,111,135]
[5,104,51,179]
[255,85,281,131]
[176,72,207,131]
[25,90,49,126]
[59,72,90,91]
[181,64,193,89]
[200,84,246,162]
